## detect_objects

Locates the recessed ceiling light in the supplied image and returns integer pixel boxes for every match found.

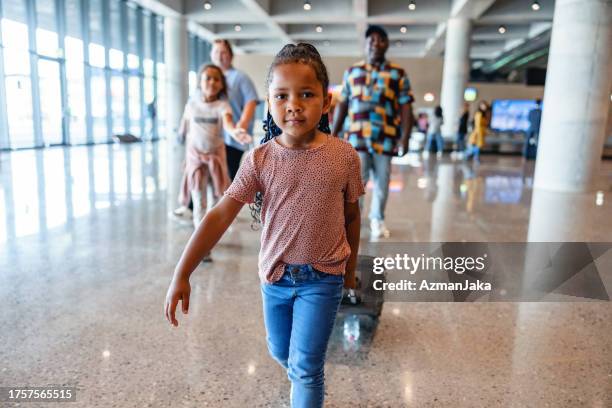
[315,25,323,33]
[400,25,407,34]
[498,25,507,34]
[204,1,212,10]
[234,24,242,32]
[303,1,311,11]
[531,1,540,11]
[408,1,416,11]
[424,92,435,102]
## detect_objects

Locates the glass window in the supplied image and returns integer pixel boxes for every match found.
[126,4,139,71]
[65,49,87,144]
[111,74,125,135]
[64,0,82,40]
[1,18,29,50]
[88,0,105,67]
[37,59,63,145]
[128,76,140,134]
[2,17,34,148]
[35,0,59,58]
[142,10,152,62]
[3,0,28,24]
[109,0,123,70]
[4,74,34,148]
[91,68,108,142]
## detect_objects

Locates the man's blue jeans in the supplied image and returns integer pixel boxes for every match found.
[358,151,392,221]
[261,264,343,408]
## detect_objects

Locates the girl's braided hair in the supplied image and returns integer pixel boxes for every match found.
[248,43,331,229]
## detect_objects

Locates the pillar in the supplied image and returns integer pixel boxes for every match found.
[164,16,189,206]
[440,18,472,139]
[533,0,612,192]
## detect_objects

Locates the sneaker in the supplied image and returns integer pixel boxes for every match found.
[436,151,443,159]
[422,151,430,159]
[170,206,193,226]
[370,219,390,238]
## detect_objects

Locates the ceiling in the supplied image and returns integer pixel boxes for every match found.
[183,0,555,63]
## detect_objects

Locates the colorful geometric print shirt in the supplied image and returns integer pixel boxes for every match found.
[339,60,414,156]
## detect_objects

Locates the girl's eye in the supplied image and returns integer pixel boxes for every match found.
[274,94,287,100]
[301,92,314,98]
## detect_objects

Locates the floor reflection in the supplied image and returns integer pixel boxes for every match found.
[0,142,163,244]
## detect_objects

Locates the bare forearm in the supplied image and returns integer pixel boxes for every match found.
[344,213,361,279]
[173,205,236,281]
[332,101,348,137]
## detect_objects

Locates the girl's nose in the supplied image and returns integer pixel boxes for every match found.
[286,99,303,113]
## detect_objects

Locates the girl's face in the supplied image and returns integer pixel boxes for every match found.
[200,67,224,100]
[267,63,330,140]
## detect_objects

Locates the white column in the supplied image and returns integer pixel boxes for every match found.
[440,18,472,139]
[533,0,612,192]
[164,16,189,206]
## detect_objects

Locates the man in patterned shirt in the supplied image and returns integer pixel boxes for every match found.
[332,25,414,238]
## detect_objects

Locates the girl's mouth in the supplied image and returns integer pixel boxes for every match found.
[285,119,305,126]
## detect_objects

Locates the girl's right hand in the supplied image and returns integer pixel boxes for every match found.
[164,277,191,327]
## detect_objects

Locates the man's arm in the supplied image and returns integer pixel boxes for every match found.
[332,100,349,137]
[343,200,361,289]
[399,103,414,156]
[236,100,257,131]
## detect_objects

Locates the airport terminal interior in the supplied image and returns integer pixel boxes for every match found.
[0,0,611,407]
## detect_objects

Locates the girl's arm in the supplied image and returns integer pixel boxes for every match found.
[343,200,361,289]
[223,111,252,145]
[164,196,244,326]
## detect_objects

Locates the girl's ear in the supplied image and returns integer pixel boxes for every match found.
[322,91,332,114]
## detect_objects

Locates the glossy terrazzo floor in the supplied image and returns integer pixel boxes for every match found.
[1,141,611,407]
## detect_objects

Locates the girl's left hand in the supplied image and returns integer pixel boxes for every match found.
[343,274,357,289]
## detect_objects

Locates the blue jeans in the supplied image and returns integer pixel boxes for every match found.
[456,132,466,152]
[358,151,392,221]
[261,264,344,408]
[465,144,481,161]
[425,132,445,153]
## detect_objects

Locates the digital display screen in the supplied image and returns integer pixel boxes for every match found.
[490,99,539,132]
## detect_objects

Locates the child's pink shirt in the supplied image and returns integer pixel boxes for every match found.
[224,135,365,284]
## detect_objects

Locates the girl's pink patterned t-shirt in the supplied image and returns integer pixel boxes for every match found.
[224,135,365,284]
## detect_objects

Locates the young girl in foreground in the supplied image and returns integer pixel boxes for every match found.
[175,64,252,228]
[164,43,364,407]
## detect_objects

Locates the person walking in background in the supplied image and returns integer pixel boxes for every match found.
[424,105,444,158]
[465,101,489,164]
[165,43,363,408]
[416,112,429,134]
[331,25,414,239]
[454,102,469,159]
[210,39,259,180]
[523,98,542,160]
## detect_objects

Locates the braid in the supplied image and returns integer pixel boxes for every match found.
[248,42,330,229]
